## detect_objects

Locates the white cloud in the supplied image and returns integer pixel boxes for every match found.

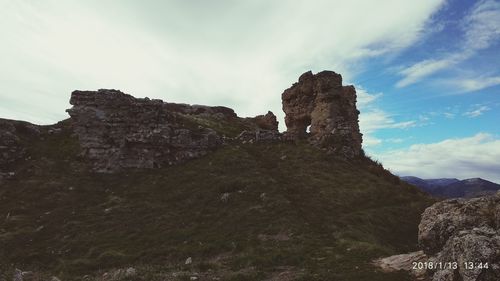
[357,87,416,148]
[360,109,416,132]
[463,0,500,50]
[444,112,456,119]
[356,86,382,108]
[463,105,491,118]
[453,76,500,92]
[372,133,500,183]
[396,0,500,87]
[396,57,457,88]
[0,0,445,125]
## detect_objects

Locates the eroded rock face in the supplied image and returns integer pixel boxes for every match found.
[67,89,223,172]
[252,111,279,131]
[65,70,363,172]
[281,71,362,157]
[418,192,500,281]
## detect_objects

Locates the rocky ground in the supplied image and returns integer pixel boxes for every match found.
[374,191,500,281]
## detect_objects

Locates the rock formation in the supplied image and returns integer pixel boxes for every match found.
[281,71,362,157]
[64,71,363,172]
[66,89,282,172]
[418,192,500,281]
[251,111,279,131]
[0,70,359,172]
[374,192,500,281]
[66,89,227,173]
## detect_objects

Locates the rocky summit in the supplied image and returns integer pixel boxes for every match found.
[66,89,280,173]
[282,71,362,158]
[63,70,362,172]
[374,192,500,281]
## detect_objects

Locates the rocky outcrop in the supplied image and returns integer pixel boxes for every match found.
[236,111,281,143]
[236,129,281,143]
[66,90,283,173]
[67,89,224,173]
[417,192,500,281]
[251,111,279,131]
[63,70,363,172]
[281,71,362,157]
[375,192,500,280]
[372,251,428,280]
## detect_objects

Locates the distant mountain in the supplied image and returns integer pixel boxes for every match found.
[401,176,500,198]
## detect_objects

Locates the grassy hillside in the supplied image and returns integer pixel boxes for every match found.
[0,120,433,281]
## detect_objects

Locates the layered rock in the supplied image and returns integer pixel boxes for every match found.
[281,71,362,157]
[67,89,223,173]
[417,192,500,281]
[64,70,363,172]
[67,89,284,172]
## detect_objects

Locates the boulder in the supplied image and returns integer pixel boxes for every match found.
[417,192,500,281]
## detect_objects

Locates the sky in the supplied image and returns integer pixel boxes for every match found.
[1,0,499,183]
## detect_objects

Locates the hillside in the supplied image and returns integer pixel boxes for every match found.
[0,71,434,281]
[0,119,433,281]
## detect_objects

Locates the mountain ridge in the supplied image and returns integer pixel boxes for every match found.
[400,176,500,198]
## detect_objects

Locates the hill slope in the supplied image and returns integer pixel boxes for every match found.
[0,120,433,281]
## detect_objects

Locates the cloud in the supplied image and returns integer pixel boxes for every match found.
[463,0,500,50]
[372,133,500,183]
[356,86,382,108]
[357,87,416,148]
[452,75,500,92]
[444,112,456,119]
[359,109,416,132]
[463,105,491,118]
[396,0,500,87]
[395,57,457,88]
[0,0,445,125]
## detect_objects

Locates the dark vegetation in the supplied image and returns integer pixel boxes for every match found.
[0,120,433,281]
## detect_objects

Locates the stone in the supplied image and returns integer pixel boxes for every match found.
[221,192,230,203]
[2,70,364,174]
[236,129,281,143]
[185,257,193,265]
[67,89,224,172]
[418,193,500,255]
[281,71,363,157]
[125,267,136,277]
[251,111,279,131]
[13,269,23,281]
[372,251,427,280]
[417,192,500,281]
[375,192,500,281]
